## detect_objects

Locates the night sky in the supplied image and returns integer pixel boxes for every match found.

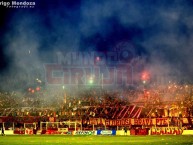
[0,0,193,90]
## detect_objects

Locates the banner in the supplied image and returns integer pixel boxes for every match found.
[151,127,183,135]
[25,128,33,134]
[97,130,116,135]
[89,118,170,126]
[58,128,68,133]
[14,128,25,134]
[73,131,95,135]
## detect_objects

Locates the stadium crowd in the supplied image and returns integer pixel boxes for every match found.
[0,83,193,123]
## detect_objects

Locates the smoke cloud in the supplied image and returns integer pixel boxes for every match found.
[0,0,193,92]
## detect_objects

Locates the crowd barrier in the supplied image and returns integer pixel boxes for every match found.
[3,128,193,135]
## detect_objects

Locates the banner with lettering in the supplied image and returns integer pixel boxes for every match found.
[88,118,170,126]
